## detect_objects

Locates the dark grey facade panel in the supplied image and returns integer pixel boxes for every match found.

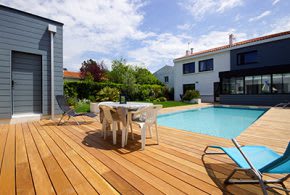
[0,5,63,25]
[0,5,63,118]
[230,38,290,70]
[0,96,10,102]
[220,95,290,106]
[0,28,62,45]
[1,25,62,42]
[0,39,63,53]
[0,16,63,35]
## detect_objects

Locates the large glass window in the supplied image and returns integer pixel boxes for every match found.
[261,75,271,93]
[229,77,244,94]
[236,77,244,94]
[272,74,283,93]
[283,73,290,93]
[245,76,253,94]
[183,84,195,94]
[252,75,262,94]
[183,62,195,74]
[199,59,213,72]
[221,73,290,95]
[237,51,257,65]
[221,78,230,94]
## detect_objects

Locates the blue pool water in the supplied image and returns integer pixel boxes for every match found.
[157,106,267,139]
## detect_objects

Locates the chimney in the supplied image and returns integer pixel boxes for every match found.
[229,34,234,46]
[190,48,194,54]
[185,50,190,56]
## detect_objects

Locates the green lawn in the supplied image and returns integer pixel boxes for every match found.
[74,101,193,113]
[75,102,90,113]
[149,101,194,108]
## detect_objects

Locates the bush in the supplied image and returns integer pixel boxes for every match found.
[182,90,200,101]
[153,98,160,103]
[96,87,120,101]
[158,97,167,102]
[64,81,167,102]
[75,99,90,113]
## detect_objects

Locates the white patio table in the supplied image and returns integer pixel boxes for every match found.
[98,102,153,147]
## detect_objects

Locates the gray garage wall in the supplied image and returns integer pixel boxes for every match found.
[0,5,63,118]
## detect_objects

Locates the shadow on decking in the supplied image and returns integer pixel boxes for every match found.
[82,130,158,154]
[43,120,96,126]
[201,154,281,195]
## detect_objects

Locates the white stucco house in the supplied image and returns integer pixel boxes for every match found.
[173,49,231,102]
[153,65,174,88]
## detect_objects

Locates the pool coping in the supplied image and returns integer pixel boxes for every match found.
[158,104,269,116]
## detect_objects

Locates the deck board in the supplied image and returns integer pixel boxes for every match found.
[15,123,35,195]
[0,105,289,194]
[0,124,16,195]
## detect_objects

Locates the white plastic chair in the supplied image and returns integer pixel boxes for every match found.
[127,105,162,150]
[99,105,127,147]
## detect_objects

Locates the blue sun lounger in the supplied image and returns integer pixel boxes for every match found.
[204,139,290,195]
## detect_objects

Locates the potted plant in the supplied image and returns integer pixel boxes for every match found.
[182,90,201,104]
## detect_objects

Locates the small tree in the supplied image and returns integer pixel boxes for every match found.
[80,59,107,82]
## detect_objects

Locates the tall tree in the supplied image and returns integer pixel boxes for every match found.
[134,66,162,85]
[109,59,135,84]
[80,59,107,82]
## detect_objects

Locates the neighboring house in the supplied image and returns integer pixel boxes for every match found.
[174,31,290,105]
[0,5,63,120]
[174,48,230,102]
[219,31,290,106]
[63,70,81,81]
[153,65,174,88]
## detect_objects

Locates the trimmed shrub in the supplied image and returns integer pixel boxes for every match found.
[182,90,201,101]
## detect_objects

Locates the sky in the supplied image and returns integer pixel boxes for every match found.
[1,0,290,72]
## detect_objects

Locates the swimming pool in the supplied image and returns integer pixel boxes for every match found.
[157,106,267,139]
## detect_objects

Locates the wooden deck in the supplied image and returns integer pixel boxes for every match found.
[0,105,289,194]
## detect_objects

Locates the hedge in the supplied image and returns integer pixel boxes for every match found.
[64,81,172,102]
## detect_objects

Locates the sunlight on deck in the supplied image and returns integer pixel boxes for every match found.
[0,105,289,194]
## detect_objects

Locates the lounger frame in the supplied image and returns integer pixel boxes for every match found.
[204,139,290,195]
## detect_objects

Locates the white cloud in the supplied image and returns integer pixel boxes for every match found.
[128,33,190,71]
[179,0,244,20]
[235,14,241,21]
[177,23,192,31]
[249,10,271,22]
[128,29,248,72]
[272,0,280,5]
[217,0,244,13]
[268,16,290,34]
[0,0,149,71]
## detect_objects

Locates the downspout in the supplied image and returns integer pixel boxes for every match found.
[48,24,57,119]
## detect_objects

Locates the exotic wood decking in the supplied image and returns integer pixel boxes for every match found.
[0,105,289,194]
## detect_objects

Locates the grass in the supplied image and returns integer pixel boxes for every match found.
[75,101,90,113]
[74,100,193,112]
[149,101,194,108]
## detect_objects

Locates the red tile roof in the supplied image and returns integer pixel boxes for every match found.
[63,71,81,79]
[175,31,290,61]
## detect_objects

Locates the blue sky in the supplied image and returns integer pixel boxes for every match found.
[1,0,290,72]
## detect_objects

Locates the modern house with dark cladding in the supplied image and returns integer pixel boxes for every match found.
[0,5,63,120]
[220,32,290,106]
[174,30,290,106]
